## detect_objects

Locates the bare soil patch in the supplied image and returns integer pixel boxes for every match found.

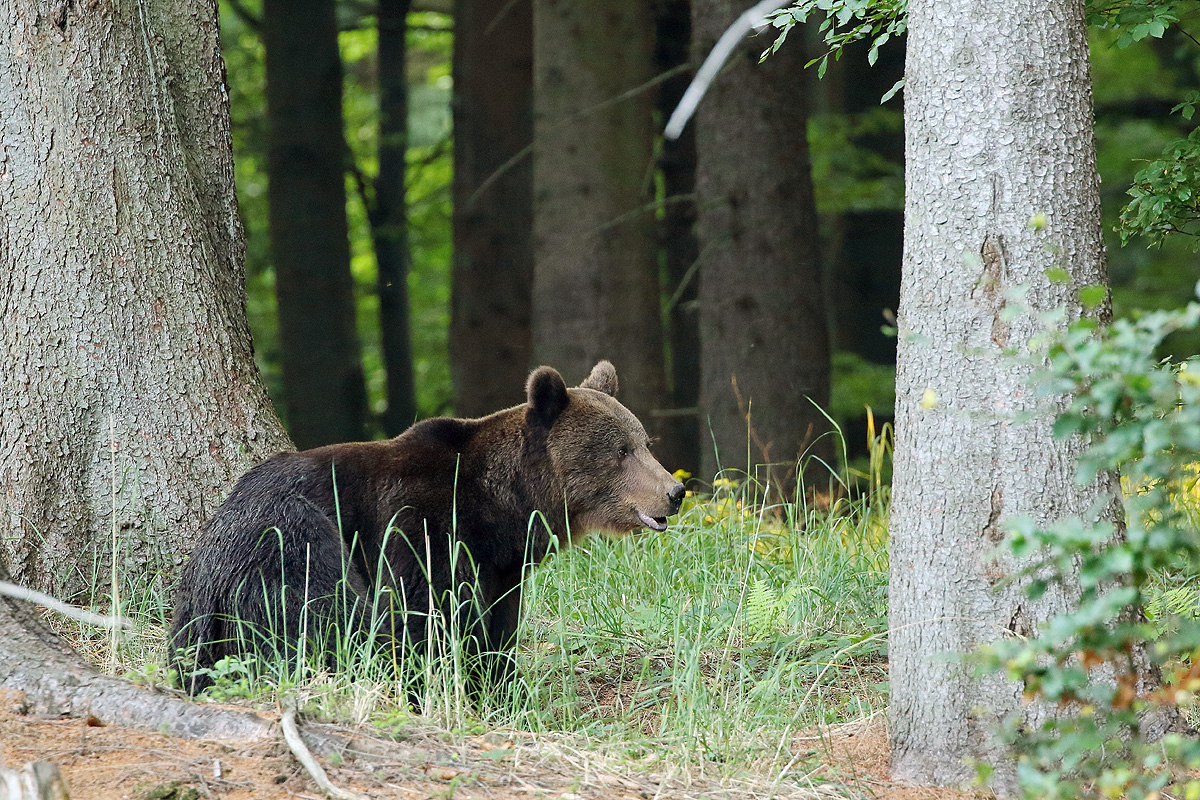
[0,699,994,800]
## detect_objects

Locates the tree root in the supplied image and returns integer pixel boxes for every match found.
[0,761,70,800]
[281,705,367,800]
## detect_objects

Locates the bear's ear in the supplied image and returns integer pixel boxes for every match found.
[579,361,618,397]
[526,366,569,428]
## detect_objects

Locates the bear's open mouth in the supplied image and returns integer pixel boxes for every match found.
[635,508,669,532]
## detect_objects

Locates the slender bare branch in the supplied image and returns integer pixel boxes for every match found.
[0,581,130,630]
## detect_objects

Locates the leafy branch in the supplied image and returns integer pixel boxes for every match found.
[981,297,1200,797]
[764,0,907,102]
[762,0,1194,104]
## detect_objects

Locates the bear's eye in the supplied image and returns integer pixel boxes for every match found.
[617,446,628,460]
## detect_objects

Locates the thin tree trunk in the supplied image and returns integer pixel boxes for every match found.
[692,3,831,498]
[376,0,417,435]
[531,0,668,436]
[890,0,1113,788]
[264,0,368,448]
[655,0,701,479]
[0,0,292,594]
[449,0,534,418]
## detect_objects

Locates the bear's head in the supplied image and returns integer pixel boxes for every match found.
[525,361,685,539]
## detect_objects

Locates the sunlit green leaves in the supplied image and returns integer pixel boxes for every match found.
[764,0,907,96]
[1084,0,1184,47]
[988,293,1200,797]
[1120,127,1200,249]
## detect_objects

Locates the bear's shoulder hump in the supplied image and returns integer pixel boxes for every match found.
[404,416,477,452]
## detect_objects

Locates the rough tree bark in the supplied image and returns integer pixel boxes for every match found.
[264,0,368,448]
[375,0,418,435]
[0,0,427,764]
[0,0,292,594]
[890,0,1114,787]
[531,0,669,442]
[654,0,702,479]
[449,0,534,418]
[691,3,831,497]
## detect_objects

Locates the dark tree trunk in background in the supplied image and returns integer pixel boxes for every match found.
[450,0,534,417]
[531,0,669,446]
[0,0,292,594]
[692,2,831,498]
[655,0,702,480]
[264,0,368,448]
[376,0,418,435]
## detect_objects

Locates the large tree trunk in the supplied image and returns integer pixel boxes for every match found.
[654,0,702,480]
[449,0,534,418]
[264,0,368,448]
[0,0,292,594]
[691,4,831,498]
[376,0,418,435]
[530,0,669,440]
[889,0,1112,788]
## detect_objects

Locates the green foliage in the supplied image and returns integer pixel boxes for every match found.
[517,484,890,760]
[1085,1,1190,47]
[765,0,1186,85]
[982,294,1200,797]
[340,13,455,419]
[1120,120,1200,249]
[807,108,904,214]
[766,0,906,99]
[200,655,268,703]
[217,2,455,426]
[829,352,896,428]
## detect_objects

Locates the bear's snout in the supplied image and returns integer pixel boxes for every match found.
[667,482,685,516]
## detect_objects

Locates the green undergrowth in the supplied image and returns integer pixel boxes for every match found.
[52,439,892,790]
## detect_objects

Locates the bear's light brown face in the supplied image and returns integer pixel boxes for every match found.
[538,363,685,539]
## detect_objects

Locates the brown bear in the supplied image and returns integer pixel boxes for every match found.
[168,362,684,697]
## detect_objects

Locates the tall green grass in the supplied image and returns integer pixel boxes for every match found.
[512,487,889,776]
[49,424,893,790]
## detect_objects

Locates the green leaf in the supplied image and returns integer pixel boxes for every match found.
[880,77,904,104]
[1045,267,1072,285]
[1079,285,1107,310]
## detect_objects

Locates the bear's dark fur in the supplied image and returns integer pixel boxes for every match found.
[168,362,684,696]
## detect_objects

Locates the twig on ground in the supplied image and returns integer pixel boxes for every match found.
[0,581,130,630]
[281,705,367,800]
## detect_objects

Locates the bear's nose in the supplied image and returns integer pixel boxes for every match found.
[667,482,685,515]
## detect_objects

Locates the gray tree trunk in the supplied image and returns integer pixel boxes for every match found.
[890,0,1113,788]
[530,0,669,439]
[450,0,534,418]
[0,0,292,594]
[691,3,831,497]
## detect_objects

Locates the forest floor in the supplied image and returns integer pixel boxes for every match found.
[0,699,990,800]
[2,477,997,799]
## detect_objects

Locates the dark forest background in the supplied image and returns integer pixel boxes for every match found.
[219,0,1200,487]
